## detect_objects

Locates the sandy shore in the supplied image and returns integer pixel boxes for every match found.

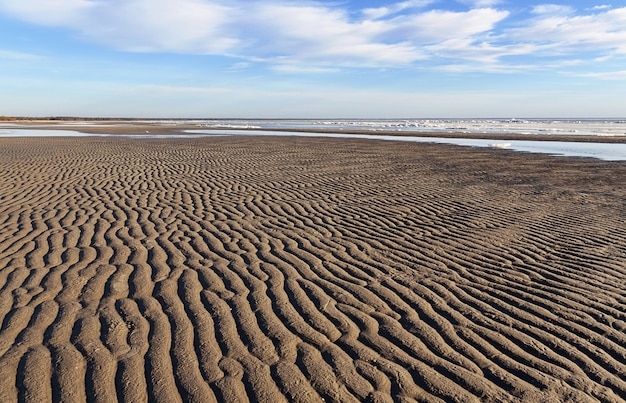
[1,135,625,402]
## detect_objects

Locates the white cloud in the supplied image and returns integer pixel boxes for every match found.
[0,0,507,68]
[0,0,238,53]
[0,0,94,25]
[393,8,509,43]
[426,39,537,64]
[83,0,238,54]
[236,3,434,67]
[507,7,626,55]
[531,4,574,15]
[0,0,625,74]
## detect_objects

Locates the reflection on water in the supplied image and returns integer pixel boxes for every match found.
[1,129,626,161]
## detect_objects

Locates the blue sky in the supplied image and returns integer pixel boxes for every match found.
[1,0,625,118]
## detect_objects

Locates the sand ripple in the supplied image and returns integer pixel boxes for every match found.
[1,136,625,402]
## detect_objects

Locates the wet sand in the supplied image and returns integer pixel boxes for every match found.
[0,135,625,402]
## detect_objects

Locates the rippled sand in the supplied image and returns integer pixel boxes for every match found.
[0,136,625,402]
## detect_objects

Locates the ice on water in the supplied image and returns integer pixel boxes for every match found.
[198,118,626,137]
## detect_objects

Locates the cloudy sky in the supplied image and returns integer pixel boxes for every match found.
[1,0,625,118]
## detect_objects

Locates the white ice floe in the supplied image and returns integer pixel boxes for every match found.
[198,118,626,137]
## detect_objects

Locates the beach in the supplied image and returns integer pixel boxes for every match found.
[0,134,625,402]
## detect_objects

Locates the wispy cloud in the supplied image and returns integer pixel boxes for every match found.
[1,1,625,74]
[507,6,626,55]
[456,0,503,7]
[589,5,612,11]
[362,0,434,19]
[531,4,574,15]
[237,3,427,67]
[270,64,339,74]
[579,70,626,80]
[0,0,95,25]
[0,49,42,60]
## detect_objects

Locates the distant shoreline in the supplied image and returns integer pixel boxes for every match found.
[2,120,626,144]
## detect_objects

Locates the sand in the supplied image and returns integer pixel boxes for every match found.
[0,134,625,402]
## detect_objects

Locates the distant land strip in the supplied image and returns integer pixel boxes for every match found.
[2,119,626,144]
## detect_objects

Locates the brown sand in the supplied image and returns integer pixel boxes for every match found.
[0,135,625,402]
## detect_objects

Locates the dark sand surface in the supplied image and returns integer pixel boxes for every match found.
[0,135,625,402]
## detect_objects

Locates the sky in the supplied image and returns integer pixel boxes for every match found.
[1,0,625,118]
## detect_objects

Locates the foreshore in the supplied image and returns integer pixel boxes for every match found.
[0,134,625,402]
